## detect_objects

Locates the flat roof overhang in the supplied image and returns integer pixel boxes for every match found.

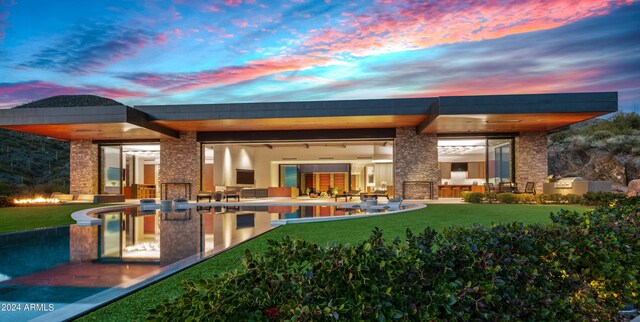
[137,98,434,132]
[418,92,618,134]
[0,106,179,140]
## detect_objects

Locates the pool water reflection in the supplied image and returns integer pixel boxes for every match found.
[0,204,383,321]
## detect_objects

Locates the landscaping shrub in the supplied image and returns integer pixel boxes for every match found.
[0,196,12,208]
[563,193,583,204]
[580,191,628,207]
[496,192,518,204]
[146,204,640,321]
[516,193,536,204]
[484,192,498,203]
[461,191,483,203]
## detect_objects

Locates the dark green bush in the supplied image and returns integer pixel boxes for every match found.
[147,204,640,321]
[580,191,628,207]
[496,192,518,204]
[484,191,498,203]
[563,193,583,204]
[461,191,484,203]
[0,196,12,208]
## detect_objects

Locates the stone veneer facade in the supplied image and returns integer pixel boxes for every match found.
[515,132,548,194]
[394,127,439,199]
[159,131,199,200]
[70,140,98,195]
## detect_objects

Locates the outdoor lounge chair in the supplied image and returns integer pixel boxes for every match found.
[334,189,361,202]
[369,198,404,211]
[516,182,536,194]
[484,182,496,193]
[197,192,213,202]
[498,182,517,193]
[173,198,191,210]
[140,199,159,211]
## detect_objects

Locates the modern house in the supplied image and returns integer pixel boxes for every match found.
[0,92,618,200]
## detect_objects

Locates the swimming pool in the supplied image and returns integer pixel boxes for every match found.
[0,203,420,321]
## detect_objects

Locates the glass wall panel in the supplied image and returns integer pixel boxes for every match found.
[487,139,513,184]
[100,146,122,194]
[101,213,122,258]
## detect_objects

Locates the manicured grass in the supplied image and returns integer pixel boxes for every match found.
[78,204,590,322]
[0,204,109,233]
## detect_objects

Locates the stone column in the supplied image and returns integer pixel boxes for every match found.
[515,132,548,194]
[159,132,199,200]
[70,140,98,195]
[159,211,200,265]
[394,127,439,199]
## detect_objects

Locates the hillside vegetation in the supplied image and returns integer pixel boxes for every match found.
[548,111,640,191]
[0,95,124,197]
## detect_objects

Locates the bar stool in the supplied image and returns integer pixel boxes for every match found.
[452,187,461,198]
[440,187,452,198]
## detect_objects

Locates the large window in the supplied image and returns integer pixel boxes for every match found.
[100,146,122,194]
[100,144,160,197]
[487,139,513,184]
[437,137,514,187]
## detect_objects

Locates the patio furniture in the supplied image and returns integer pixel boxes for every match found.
[498,182,517,193]
[484,183,496,193]
[361,190,389,201]
[334,189,361,202]
[197,192,213,202]
[516,181,536,194]
[174,198,190,210]
[225,192,240,202]
[370,198,404,211]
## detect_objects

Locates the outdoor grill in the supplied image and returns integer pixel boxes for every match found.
[554,177,586,189]
[544,177,611,195]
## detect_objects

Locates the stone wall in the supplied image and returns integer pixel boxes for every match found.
[70,140,98,195]
[515,132,548,194]
[160,210,200,265]
[70,225,98,263]
[394,127,439,199]
[159,132,199,200]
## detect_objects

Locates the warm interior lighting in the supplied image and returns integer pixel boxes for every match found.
[13,195,60,205]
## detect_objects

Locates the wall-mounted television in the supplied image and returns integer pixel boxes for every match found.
[451,162,468,172]
[236,169,255,185]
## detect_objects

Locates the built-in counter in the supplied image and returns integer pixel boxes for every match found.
[438,184,484,198]
[267,187,299,198]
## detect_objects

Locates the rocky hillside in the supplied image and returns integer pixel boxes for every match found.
[548,112,640,192]
[0,95,124,196]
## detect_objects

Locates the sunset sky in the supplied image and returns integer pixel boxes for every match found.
[0,0,638,110]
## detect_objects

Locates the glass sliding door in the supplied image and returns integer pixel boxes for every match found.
[487,139,513,184]
[100,146,122,194]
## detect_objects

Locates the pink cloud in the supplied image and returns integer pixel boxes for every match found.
[302,0,636,57]
[154,33,169,44]
[404,69,605,98]
[225,0,242,6]
[232,19,249,28]
[205,5,222,12]
[122,55,332,93]
[0,81,147,109]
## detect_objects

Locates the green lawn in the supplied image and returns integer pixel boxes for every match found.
[0,204,108,233]
[78,204,590,322]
